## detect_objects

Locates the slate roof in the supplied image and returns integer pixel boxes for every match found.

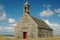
[31,16,53,31]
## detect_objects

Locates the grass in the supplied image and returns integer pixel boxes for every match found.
[0,36,60,40]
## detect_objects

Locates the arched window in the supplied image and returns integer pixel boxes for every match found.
[25,7,26,11]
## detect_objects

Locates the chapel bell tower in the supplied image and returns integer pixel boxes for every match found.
[24,0,30,14]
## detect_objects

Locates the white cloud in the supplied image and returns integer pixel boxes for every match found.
[58,14,60,16]
[0,5,6,21]
[0,23,17,35]
[44,20,60,35]
[0,26,14,32]
[8,18,17,27]
[0,5,4,10]
[0,18,17,35]
[44,4,51,8]
[40,8,54,17]
[4,27,14,32]
[0,13,6,21]
[12,23,17,26]
[0,26,14,35]
[9,23,17,27]
[9,18,16,24]
[55,8,60,13]
[0,26,3,30]
[55,8,60,16]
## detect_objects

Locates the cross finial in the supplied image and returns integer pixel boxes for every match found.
[25,0,29,5]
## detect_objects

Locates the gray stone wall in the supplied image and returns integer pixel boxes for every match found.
[15,13,38,38]
[38,28,53,37]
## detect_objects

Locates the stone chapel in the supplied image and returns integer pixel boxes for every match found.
[15,1,53,39]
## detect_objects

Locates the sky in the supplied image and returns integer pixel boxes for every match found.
[0,0,60,35]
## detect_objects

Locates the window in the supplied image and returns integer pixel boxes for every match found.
[25,7,26,11]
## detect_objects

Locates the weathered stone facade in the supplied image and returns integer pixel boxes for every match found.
[38,29,53,37]
[15,13,38,38]
[15,1,53,39]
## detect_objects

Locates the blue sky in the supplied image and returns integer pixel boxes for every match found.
[0,0,60,35]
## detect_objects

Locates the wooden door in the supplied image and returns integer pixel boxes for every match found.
[23,32,27,39]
